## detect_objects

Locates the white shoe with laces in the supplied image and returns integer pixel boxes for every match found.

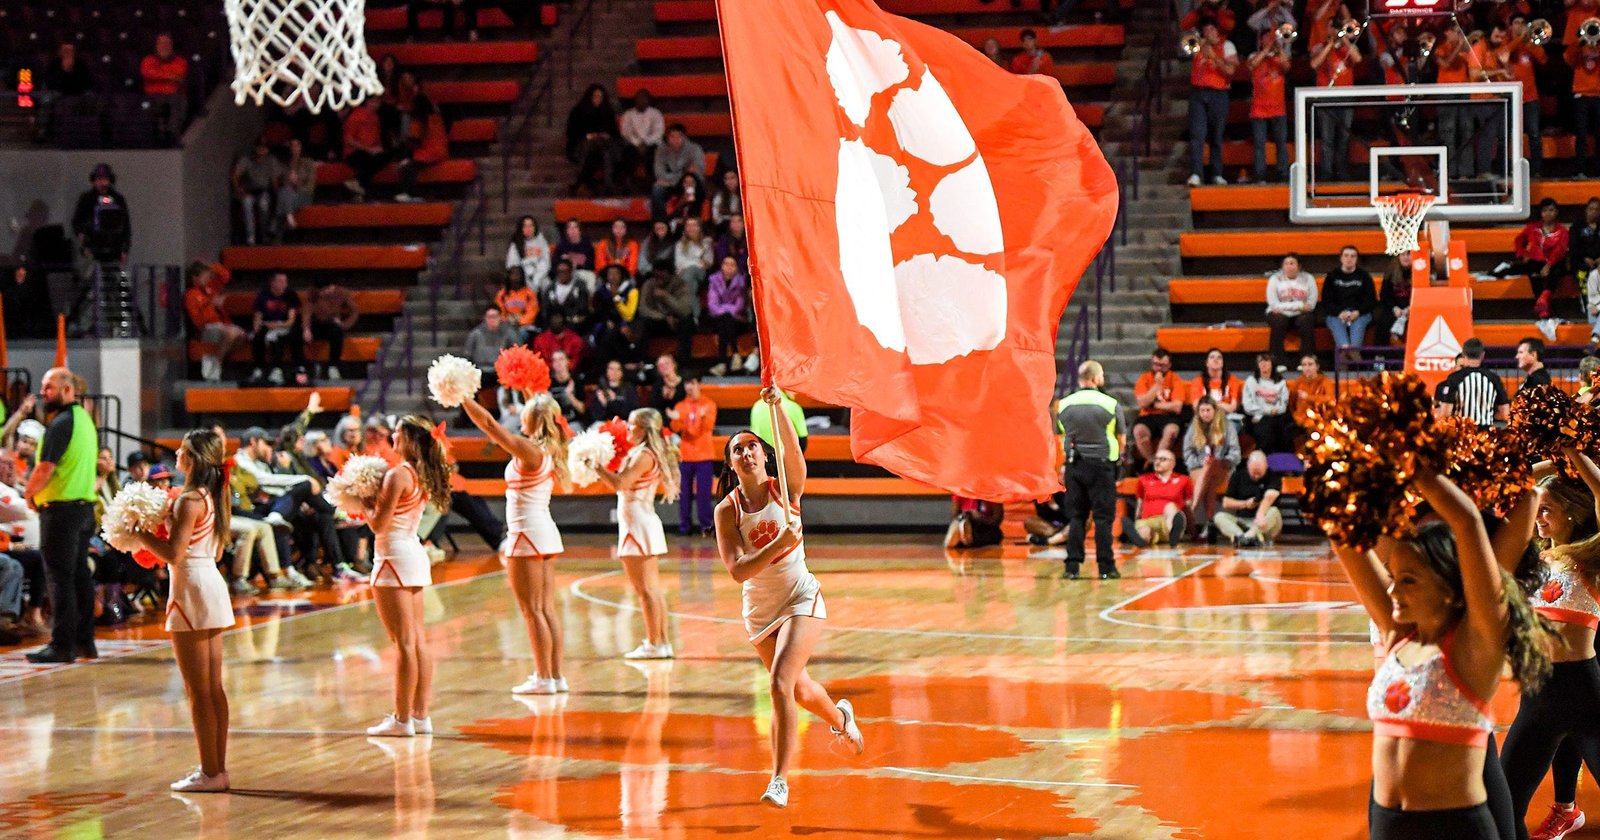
[512,675,557,695]
[410,716,432,735]
[170,767,230,792]
[552,676,569,693]
[285,566,315,589]
[623,642,658,660]
[831,698,865,755]
[366,714,414,737]
[760,776,789,808]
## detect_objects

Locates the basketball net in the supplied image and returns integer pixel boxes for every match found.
[225,0,384,113]
[1373,193,1437,257]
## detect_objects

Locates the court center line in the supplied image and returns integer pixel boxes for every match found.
[880,766,1134,789]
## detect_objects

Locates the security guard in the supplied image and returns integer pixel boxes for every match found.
[1056,360,1125,579]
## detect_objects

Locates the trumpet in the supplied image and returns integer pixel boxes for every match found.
[1417,31,1436,59]
[1529,18,1553,45]
[1582,16,1600,46]
[1336,19,1362,41]
[1180,29,1203,56]
[1275,22,1298,50]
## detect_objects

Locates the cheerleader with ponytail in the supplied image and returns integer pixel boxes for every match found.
[595,407,678,660]
[364,416,453,738]
[126,429,235,792]
[460,392,573,695]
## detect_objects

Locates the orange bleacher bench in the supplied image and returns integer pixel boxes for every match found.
[222,244,428,272]
[219,289,406,318]
[449,118,500,144]
[186,386,353,415]
[187,335,384,364]
[1156,322,1589,354]
[372,41,537,66]
[316,159,478,187]
[294,203,454,230]
[618,74,726,99]
[425,80,521,105]
[1179,228,1519,259]
[366,6,515,31]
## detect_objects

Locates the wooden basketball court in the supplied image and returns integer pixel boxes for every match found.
[3,535,1593,838]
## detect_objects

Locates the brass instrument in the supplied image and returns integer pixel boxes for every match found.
[1336,19,1362,41]
[1582,16,1600,46]
[1275,22,1298,50]
[1417,31,1436,59]
[1180,29,1203,56]
[1529,18,1553,45]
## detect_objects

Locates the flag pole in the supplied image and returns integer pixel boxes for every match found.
[714,0,789,523]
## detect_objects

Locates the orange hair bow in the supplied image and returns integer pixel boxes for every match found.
[431,420,455,464]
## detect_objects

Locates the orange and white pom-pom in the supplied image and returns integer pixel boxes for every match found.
[326,455,389,516]
[102,482,171,552]
[568,428,617,487]
[427,354,482,409]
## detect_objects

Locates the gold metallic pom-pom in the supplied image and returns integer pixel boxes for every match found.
[1435,417,1534,517]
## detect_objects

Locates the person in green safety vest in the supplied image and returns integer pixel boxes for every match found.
[22,367,100,663]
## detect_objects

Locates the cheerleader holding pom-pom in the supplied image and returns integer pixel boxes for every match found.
[123,430,236,793]
[593,408,678,660]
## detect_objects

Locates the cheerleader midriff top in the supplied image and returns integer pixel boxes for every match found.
[1534,563,1600,630]
[1366,631,1494,748]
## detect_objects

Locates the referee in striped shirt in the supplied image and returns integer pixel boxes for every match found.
[1435,338,1510,427]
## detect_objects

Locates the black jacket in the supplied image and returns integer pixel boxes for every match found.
[71,188,131,260]
[1322,268,1376,315]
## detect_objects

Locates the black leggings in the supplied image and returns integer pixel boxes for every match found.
[1501,657,1600,832]
[1370,796,1499,840]
[1553,738,1583,803]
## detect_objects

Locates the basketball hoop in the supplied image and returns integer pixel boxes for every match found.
[225,0,384,113]
[1373,192,1437,256]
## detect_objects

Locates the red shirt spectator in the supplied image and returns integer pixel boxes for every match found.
[1515,217,1570,265]
[343,103,383,157]
[1181,1,1236,34]
[1191,35,1237,90]
[1434,35,1471,84]
[1313,38,1360,87]
[1249,52,1288,119]
[1575,43,1600,97]
[533,325,584,370]
[1502,33,1546,102]
[1137,471,1194,515]
[140,35,188,96]
[1010,31,1056,75]
[1566,0,1600,49]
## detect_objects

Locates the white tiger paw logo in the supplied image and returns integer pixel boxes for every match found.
[825,11,1007,366]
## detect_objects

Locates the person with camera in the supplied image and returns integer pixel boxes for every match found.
[1056,361,1125,580]
[71,164,130,270]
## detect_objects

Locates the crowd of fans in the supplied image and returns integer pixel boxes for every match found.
[27,32,200,147]
[184,261,359,386]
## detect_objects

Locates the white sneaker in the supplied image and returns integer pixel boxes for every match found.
[831,698,865,755]
[410,716,432,735]
[651,643,674,659]
[326,367,342,381]
[200,355,221,382]
[623,641,658,660]
[264,512,291,531]
[512,675,557,695]
[285,567,315,588]
[1186,174,1201,187]
[760,776,789,808]
[366,714,414,737]
[170,768,230,792]
[230,578,260,595]
[267,368,285,386]
[1492,260,1513,275]
[394,193,422,203]
[1210,175,1228,186]
[743,350,760,373]
[552,676,569,693]
[344,178,366,197]
[334,564,366,583]
[425,545,446,565]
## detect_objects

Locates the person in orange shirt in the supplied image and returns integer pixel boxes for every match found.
[1574,23,1600,176]
[496,267,540,339]
[1187,23,1239,186]
[1132,348,1189,469]
[1309,17,1362,180]
[140,33,189,142]
[596,218,641,276]
[183,262,245,383]
[1190,348,1243,415]
[342,97,389,200]
[363,417,402,467]
[1248,31,1290,183]
[669,374,717,535]
[1431,27,1481,178]
[395,84,447,202]
[1505,16,1548,175]
[1287,353,1335,438]
[1009,29,1055,75]
[1468,30,1515,180]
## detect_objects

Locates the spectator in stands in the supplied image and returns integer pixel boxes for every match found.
[533,311,585,371]
[1132,348,1187,469]
[1374,256,1412,346]
[652,124,706,222]
[303,431,341,482]
[1265,253,1318,369]
[1436,337,1510,426]
[1575,29,1600,177]
[706,256,752,377]
[278,138,318,233]
[1247,0,1296,38]
[1191,348,1243,414]
[1121,448,1192,547]
[2,264,49,340]
[497,267,539,341]
[125,451,150,484]
[1515,336,1551,395]
[342,97,389,201]
[620,90,665,190]
[464,307,520,374]
[674,218,715,312]
[591,264,639,337]
[638,267,695,360]
[1288,352,1335,435]
[1010,29,1055,75]
[1503,17,1547,176]
[304,279,357,381]
[1242,353,1291,453]
[565,84,621,196]
[596,218,640,277]
[1323,244,1376,361]
[1309,19,1361,181]
[591,360,640,422]
[12,419,41,478]
[1571,199,1600,349]
[1433,28,1475,176]
[750,387,809,453]
[638,219,677,277]
[249,272,306,386]
[667,373,716,536]
[233,137,285,245]
[1183,395,1240,542]
[1186,23,1237,187]
[395,86,448,203]
[666,173,710,234]
[39,43,96,141]
[539,260,592,329]
[981,37,1006,68]
[184,262,245,383]
[594,319,648,377]
[507,215,552,291]
[1247,32,1290,185]
[1496,198,1570,320]
[72,164,131,266]
[553,219,597,292]
[712,170,743,234]
[140,33,189,143]
[1581,355,1600,404]
[363,416,400,465]
[408,0,480,41]
[651,354,686,413]
[334,414,363,461]
[1473,29,1516,179]
[1213,450,1283,547]
[548,351,587,426]
[1182,0,1236,33]
[718,215,750,275]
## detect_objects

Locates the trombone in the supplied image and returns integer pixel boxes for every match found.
[1529,18,1553,45]
[1336,19,1363,42]
[1180,29,1203,56]
[1582,16,1600,46]
[1275,22,1298,51]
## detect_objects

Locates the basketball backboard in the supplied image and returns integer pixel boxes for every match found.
[1290,82,1528,225]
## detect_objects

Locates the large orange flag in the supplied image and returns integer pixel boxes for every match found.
[718,0,1119,501]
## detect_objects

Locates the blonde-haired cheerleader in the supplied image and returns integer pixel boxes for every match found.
[596,407,678,659]
[461,392,573,695]
[365,416,453,737]
[127,429,235,792]
[713,388,863,808]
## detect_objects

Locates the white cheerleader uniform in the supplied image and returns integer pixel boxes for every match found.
[166,489,236,633]
[617,451,668,558]
[731,478,824,644]
[371,463,432,588]
[503,453,563,558]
